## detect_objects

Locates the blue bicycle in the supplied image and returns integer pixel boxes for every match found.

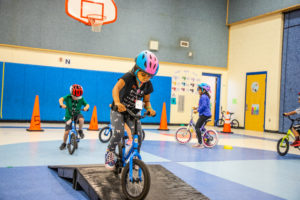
[112,107,151,200]
[62,108,87,155]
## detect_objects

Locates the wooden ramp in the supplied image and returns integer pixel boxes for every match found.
[49,164,208,200]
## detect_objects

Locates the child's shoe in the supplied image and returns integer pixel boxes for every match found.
[105,150,116,170]
[126,139,133,146]
[291,140,300,147]
[59,143,66,150]
[78,130,84,139]
[192,143,204,148]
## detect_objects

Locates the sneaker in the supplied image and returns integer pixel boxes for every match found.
[105,150,116,170]
[192,143,204,149]
[59,143,66,150]
[78,130,84,139]
[291,140,300,147]
[126,139,133,146]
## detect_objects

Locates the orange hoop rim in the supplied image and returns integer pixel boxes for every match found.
[87,14,107,26]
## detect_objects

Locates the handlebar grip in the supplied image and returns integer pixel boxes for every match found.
[111,105,118,111]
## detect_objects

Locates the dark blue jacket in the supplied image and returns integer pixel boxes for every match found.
[197,94,211,117]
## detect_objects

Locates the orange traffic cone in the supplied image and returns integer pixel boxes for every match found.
[26,95,44,132]
[88,106,99,131]
[221,111,233,134]
[158,102,169,131]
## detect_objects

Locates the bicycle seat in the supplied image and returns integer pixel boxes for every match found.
[203,118,211,125]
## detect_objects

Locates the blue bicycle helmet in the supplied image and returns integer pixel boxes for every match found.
[198,83,211,93]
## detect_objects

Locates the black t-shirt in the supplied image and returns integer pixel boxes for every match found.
[112,72,153,114]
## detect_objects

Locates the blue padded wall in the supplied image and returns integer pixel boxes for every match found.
[0,62,171,123]
[279,9,300,132]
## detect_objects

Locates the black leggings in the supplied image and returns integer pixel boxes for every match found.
[195,115,211,144]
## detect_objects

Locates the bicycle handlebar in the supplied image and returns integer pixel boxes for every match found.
[111,105,154,119]
[282,114,300,122]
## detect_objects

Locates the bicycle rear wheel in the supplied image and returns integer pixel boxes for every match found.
[231,119,239,129]
[216,119,224,127]
[99,126,112,143]
[277,138,289,156]
[175,128,192,144]
[202,129,218,148]
[68,133,77,155]
[121,159,151,200]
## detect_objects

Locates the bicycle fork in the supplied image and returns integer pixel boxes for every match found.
[129,134,143,182]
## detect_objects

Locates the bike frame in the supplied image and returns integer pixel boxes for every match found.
[280,119,296,146]
[68,115,79,144]
[118,110,146,182]
[187,109,207,137]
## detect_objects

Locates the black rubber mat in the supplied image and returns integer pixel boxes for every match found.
[49,164,209,200]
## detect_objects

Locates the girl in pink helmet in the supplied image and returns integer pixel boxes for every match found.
[105,50,159,170]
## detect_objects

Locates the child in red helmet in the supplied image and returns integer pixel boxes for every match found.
[58,84,90,150]
[283,92,300,146]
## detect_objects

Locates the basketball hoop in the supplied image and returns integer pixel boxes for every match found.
[87,14,106,32]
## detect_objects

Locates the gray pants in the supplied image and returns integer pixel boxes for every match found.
[107,109,142,152]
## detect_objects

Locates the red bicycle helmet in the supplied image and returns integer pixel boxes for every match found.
[70,84,83,99]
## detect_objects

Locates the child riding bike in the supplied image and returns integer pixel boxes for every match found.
[192,83,211,148]
[105,50,159,170]
[59,84,90,150]
[283,92,300,146]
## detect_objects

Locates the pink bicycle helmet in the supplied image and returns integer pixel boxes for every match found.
[135,50,159,76]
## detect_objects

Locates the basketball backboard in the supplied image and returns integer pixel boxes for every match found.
[65,0,117,25]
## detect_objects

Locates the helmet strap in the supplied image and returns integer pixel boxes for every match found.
[134,69,144,87]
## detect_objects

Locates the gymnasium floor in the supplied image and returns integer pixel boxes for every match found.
[0,123,299,200]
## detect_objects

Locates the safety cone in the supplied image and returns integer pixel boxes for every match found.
[158,102,169,131]
[221,111,233,134]
[26,95,44,132]
[88,106,99,131]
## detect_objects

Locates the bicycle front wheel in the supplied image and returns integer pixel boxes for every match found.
[68,133,77,155]
[231,119,239,129]
[277,138,289,156]
[121,159,151,200]
[141,129,145,141]
[99,126,112,143]
[203,129,219,148]
[175,128,192,144]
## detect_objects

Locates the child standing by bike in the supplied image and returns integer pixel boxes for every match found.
[192,83,211,148]
[283,92,300,146]
[105,50,159,170]
[59,84,90,150]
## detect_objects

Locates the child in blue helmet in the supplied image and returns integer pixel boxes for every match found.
[105,50,159,170]
[192,83,212,148]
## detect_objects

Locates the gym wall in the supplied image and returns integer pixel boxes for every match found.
[227,13,284,131]
[0,45,228,124]
[0,0,228,68]
[228,0,300,24]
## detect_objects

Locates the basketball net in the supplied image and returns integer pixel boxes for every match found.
[88,15,106,32]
